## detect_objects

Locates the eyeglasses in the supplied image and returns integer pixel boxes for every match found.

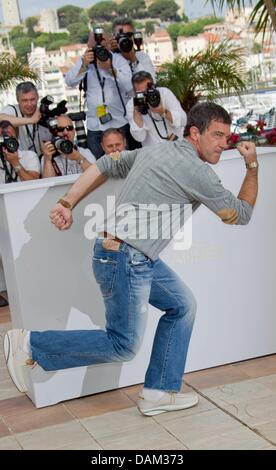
[57,125,74,132]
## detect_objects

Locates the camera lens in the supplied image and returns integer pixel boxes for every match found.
[54,138,73,155]
[146,88,161,108]
[94,45,110,62]
[118,36,133,53]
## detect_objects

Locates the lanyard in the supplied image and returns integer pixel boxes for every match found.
[0,154,18,183]
[95,64,106,104]
[25,124,37,151]
[149,112,169,140]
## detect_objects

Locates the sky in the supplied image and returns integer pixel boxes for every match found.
[0,0,224,23]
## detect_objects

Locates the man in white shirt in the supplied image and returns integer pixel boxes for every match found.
[111,19,156,82]
[42,115,96,178]
[0,82,51,158]
[65,36,133,160]
[126,71,187,147]
[0,120,40,184]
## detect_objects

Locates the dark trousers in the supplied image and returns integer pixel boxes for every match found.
[87,124,141,160]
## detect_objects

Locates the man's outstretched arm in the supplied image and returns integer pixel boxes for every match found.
[50,149,140,230]
[50,164,107,230]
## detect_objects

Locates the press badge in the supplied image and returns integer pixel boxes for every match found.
[96,105,107,118]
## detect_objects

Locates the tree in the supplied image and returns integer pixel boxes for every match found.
[0,53,39,91]
[25,16,39,38]
[57,5,83,28]
[88,2,117,22]
[145,21,156,35]
[68,22,90,44]
[208,1,276,34]
[157,41,246,111]
[148,0,179,21]
[117,0,147,19]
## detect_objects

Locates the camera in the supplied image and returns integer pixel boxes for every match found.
[0,135,19,153]
[133,31,143,51]
[92,27,111,62]
[48,119,74,156]
[39,96,68,128]
[68,112,87,148]
[134,86,161,115]
[115,29,133,53]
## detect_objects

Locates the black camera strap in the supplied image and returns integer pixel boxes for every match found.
[149,112,170,140]
[94,64,106,105]
[0,151,18,183]
[51,158,63,177]
[10,105,39,154]
[110,63,127,117]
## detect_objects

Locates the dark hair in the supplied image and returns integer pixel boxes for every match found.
[184,102,232,136]
[101,128,126,144]
[16,82,38,99]
[132,71,153,86]
[0,120,15,131]
[112,17,134,31]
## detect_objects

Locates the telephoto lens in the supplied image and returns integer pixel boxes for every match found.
[74,120,87,148]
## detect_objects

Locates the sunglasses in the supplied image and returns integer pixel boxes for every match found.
[57,125,74,132]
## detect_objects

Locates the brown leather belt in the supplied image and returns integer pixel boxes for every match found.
[100,231,123,244]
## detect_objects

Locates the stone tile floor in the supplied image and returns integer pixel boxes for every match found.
[0,304,275,450]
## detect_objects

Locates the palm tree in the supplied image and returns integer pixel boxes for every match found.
[0,53,38,91]
[157,41,246,112]
[208,1,276,34]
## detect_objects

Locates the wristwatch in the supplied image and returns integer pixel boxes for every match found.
[246,161,259,170]
[77,157,86,165]
[57,198,73,210]
[13,164,21,174]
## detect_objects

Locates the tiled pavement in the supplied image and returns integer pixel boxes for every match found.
[0,304,276,450]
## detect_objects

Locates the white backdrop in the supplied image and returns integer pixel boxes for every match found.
[0,146,275,407]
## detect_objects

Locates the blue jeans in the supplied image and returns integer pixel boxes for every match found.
[31,239,196,391]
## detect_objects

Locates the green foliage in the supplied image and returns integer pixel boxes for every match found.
[145,21,156,35]
[67,22,89,44]
[47,39,71,51]
[0,52,39,89]
[208,0,276,34]
[117,0,147,19]
[57,5,83,28]
[148,0,179,21]
[88,2,117,22]
[13,37,32,60]
[167,16,222,41]
[157,41,246,111]
[25,16,39,38]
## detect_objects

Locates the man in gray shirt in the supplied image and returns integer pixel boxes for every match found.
[4,103,258,416]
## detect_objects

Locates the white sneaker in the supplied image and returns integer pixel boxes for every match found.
[3,329,34,393]
[137,391,199,416]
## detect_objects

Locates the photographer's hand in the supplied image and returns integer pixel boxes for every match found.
[3,149,19,167]
[121,48,136,63]
[82,48,94,67]
[133,107,144,128]
[50,204,73,231]
[42,142,55,160]
[110,37,118,52]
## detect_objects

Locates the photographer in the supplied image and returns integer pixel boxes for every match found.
[65,28,133,160]
[101,128,126,155]
[111,18,156,81]
[126,71,187,147]
[42,115,96,178]
[0,82,51,158]
[0,120,40,183]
